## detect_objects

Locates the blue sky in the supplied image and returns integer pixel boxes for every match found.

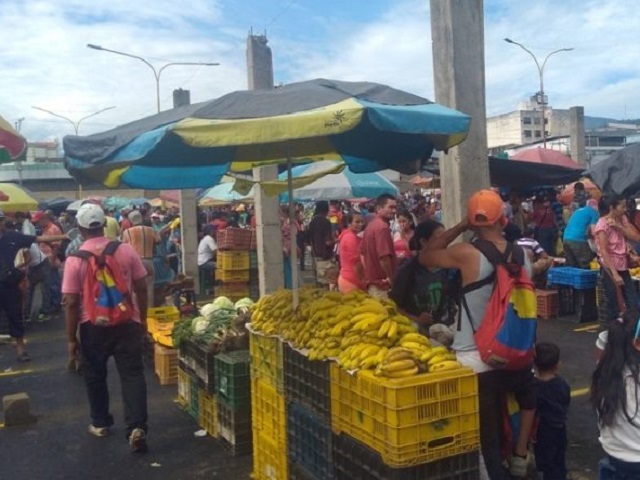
[1,0,639,142]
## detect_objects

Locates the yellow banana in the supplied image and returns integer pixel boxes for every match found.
[400,333,430,346]
[429,360,462,372]
[420,347,450,362]
[375,347,389,364]
[360,345,381,360]
[385,347,415,363]
[378,319,391,338]
[427,354,457,366]
[383,366,419,378]
[380,359,417,372]
[386,321,398,339]
[400,341,430,351]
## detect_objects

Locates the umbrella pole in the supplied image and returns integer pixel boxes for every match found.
[287,156,300,307]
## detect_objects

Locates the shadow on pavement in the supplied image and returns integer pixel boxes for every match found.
[0,317,253,480]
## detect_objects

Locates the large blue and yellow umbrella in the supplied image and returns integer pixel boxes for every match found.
[63,78,470,189]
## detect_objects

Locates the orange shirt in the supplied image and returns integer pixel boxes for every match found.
[121,225,158,259]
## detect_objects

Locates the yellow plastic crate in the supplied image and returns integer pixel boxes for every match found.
[199,392,219,437]
[218,251,250,271]
[216,269,250,283]
[214,283,250,302]
[147,306,180,323]
[147,317,175,336]
[330,364,480,467]
[249,332,284,392]
[154,344,178,385]
[252,428,288,480]
[177,367,190,406]
[251,377,287,446]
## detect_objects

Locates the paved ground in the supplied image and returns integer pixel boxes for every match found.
[0,312,603,480]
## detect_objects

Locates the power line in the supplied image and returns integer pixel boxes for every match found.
[265,0,299,29]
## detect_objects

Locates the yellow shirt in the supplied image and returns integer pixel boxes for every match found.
[103,216,121,240]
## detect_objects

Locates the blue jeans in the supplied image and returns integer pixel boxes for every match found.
[79,322,148,436]
[607,455,640,479]
[0,286,24,338]
[602,269,638,323]
[42,262,61,314]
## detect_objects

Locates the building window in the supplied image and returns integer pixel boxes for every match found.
[534,130,541,138]
[523,117,532,125]
[524,130,532,138]
[533,117,541,125]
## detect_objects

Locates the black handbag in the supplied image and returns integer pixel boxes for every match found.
[0,257,25,288]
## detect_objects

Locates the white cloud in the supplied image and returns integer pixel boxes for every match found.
[1,0,639,145]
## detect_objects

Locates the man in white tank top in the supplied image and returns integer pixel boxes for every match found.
[419,190,547,480]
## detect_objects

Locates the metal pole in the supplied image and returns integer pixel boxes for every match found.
[504,39,573,148]
[14,117,25,186]
[87,44,219,113]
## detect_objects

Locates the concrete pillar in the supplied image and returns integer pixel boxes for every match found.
[430,0,490,228]
[569,106,586,165]
[173,89,200,290]
[254,165,285,294]
[247,34,284,295]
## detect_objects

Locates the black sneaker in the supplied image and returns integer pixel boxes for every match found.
[129,428,148,453]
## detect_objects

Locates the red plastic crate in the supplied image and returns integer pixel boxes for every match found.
[217,228,252,250]
[536,289,559,320]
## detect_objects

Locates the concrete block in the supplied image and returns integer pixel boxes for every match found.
[3,392,37,426]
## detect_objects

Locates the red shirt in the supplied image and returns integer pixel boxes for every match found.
[360,217,396,288]
[338,229,363,288]
[120,219,133,231]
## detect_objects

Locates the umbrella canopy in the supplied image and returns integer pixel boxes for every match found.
[510,148,581,169]
[199,183,254,206]
[63,78,471,189]
[159,190,180,204]
[0,114,27,164]
[589,143,640,197]
[558,179,601,206]
[424,157,584,189]
[0,183,39,212]
[410,175,432,186]
[39,196,73,215]
[277,161,399,201]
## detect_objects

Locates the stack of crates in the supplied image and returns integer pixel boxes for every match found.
[215,350,252,455]
[284,344,334,479]
[216,227,252,301]
[250,332,288,480]
[330,363,480,474]
[177,357,219,437]
[147,306,181,385]
[179,338,217,394]
[547,267,599,323]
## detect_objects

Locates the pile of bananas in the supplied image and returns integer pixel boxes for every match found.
[250,289,465,377]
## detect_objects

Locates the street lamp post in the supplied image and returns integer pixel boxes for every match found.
[504,38,574,148]
[31,106,116,135]
[86,44,219,113]
[31,106,115,198]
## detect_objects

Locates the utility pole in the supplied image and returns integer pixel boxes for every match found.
[248,33,285,295]
[431,0,490,229]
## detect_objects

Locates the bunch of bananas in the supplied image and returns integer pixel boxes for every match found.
[374,347,420,377]
[251,288,465,377]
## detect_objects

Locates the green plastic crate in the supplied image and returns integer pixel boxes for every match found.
[214,350,252,410]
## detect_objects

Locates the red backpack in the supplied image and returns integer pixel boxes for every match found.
[71,241,135,327]
[460,240,537,370]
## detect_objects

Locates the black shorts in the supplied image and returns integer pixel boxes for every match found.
[478,367,537,410]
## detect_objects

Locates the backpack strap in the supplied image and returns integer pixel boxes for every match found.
[457,239,525,333]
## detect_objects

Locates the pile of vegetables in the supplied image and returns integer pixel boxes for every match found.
[172,297,254,354]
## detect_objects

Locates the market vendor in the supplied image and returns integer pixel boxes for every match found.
[389,219,457,340]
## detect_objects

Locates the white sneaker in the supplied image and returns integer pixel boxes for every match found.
[509,451,533,477]
[88,424,110,437]
[129,427,148,453]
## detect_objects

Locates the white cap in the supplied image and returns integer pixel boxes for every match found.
[76,203,106,229]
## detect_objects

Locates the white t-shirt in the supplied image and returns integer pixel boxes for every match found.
[197,235,217,266]
[599,368,640,462]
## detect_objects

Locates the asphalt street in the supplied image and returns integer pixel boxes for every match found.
[0,312,602,480]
